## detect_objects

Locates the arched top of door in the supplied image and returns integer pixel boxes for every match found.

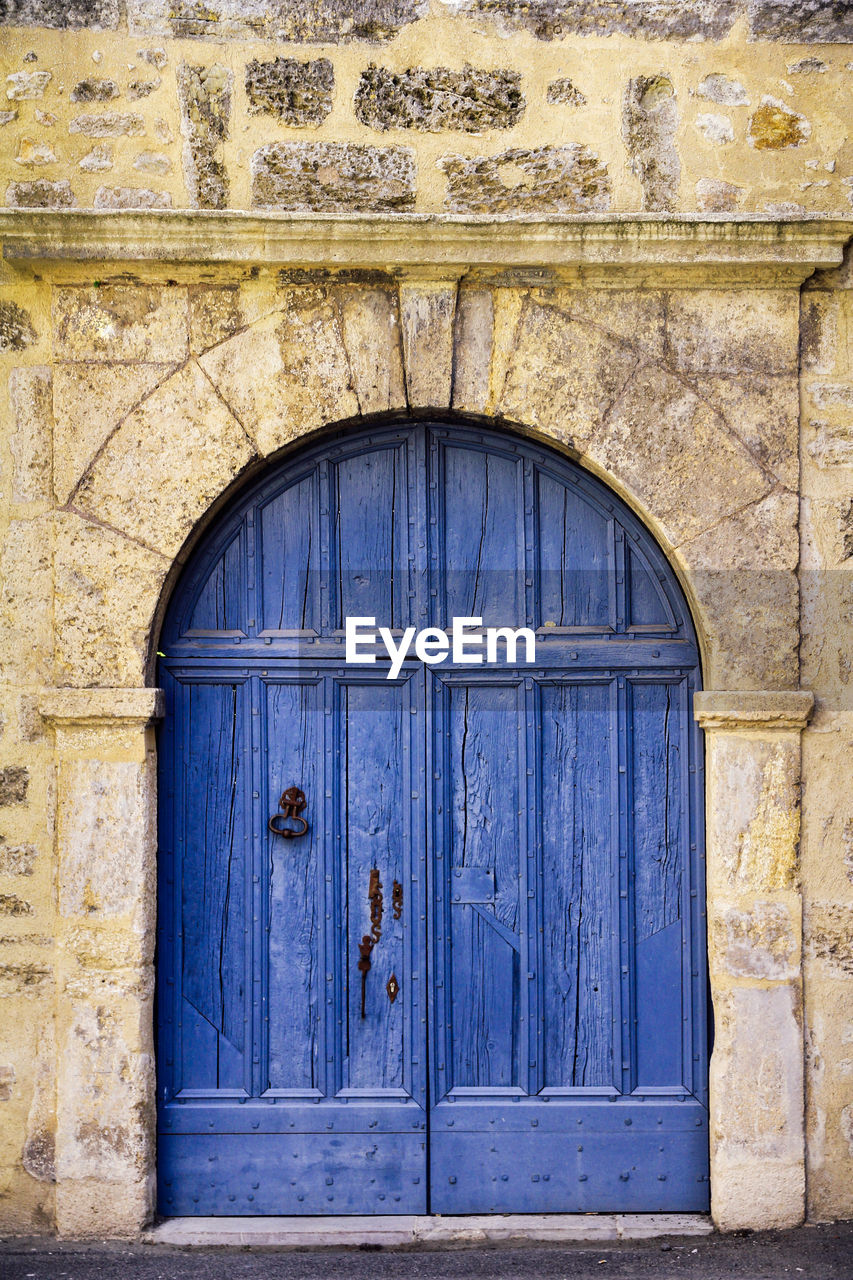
[159,419,700,661]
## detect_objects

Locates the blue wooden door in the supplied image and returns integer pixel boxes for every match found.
[157,423,708,1216]
[422,430,708,1211]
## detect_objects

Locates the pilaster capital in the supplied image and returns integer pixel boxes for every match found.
[694,690,814,732]
[38,687,164,729]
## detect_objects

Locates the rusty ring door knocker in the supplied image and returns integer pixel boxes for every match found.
[268,786,309,839]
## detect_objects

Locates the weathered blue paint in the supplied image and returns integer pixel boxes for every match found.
[157,422,708,1216]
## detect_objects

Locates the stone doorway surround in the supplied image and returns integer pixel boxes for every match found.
[2,210,850,1239]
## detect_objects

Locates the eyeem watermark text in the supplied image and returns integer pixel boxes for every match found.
[345,616,536,679]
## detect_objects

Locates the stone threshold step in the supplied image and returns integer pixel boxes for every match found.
[145,1213,713,1248]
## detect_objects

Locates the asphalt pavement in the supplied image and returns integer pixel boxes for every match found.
[1,1221,852,1280]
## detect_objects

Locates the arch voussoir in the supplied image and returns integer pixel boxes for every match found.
[54,511,169,689]
[74,361,257,561]
[496,296,640,454]
[198,292,360,455]
[335,283,407,416]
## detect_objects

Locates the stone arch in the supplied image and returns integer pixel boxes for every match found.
[54,277,797,695]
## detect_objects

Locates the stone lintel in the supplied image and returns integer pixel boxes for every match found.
[694,690,814,731]
[39,687,165,728]
[0,212,850,285]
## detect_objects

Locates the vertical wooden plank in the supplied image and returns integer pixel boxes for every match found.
[428,671,452,1102]
[344,678,407,1092]
[687,670,709,1106]
[264,679,323,1092]
[446,681,521,1089]
[259,475,318,632]
[180,680,248,1089]
[521,466,540,1097]
[616,674,632,1098]
[333,446,407,631]
[627,546,676,630]
[409,429,429,1112]
[630,679,685,1088]
[248,667,263,1101]
[188,532,245,632]
[540,681,614,1088]
[536,473,612,629]
[156,667,180,1098]
[630,681,683,938]
[440,443,524,629]
[174,672,220,1093]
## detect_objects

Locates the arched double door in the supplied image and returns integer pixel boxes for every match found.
[156,421,709,1216]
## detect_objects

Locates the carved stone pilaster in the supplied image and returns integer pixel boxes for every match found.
[39,689,163,1238]
[695,690,814,1232]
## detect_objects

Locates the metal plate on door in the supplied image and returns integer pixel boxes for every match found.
[451,867,495,903]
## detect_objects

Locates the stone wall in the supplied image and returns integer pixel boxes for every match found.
[0,4,852,214]
[799,246,853,1222]
[0,0,851,1242]
[0,257,54,1232]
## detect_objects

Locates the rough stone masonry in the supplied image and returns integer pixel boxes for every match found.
[0,1,852,213]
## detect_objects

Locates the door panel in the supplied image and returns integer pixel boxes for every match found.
[264,678,323,1094]
[332,444,411,630]
[161,1132,428,1215]
[439,678,524,1093]
[173,676,251,1097]
[342,677,415,1095]
[427,1103,710,1213]
[535,473,613,629]
[258,476,319,634]
[187,532,246,634]
[539,680,615,1091]
[157,421,708,1217]
[629,678,692,1092]
[434,439,525,628]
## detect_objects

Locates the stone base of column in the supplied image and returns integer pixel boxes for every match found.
[56,1177,154,1240]
[710,1160,806,1233]
[708,983,806,1230]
